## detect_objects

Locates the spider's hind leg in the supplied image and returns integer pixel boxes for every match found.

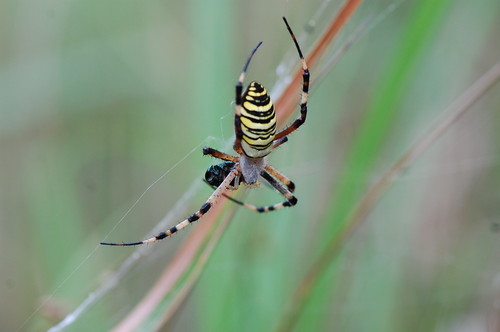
[233,42,263,154]
[203,147,238,162]
[275,17,310,140]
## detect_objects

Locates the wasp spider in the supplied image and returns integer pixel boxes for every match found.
[101,17,309,246]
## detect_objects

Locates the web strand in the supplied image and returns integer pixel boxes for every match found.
[35,1,410,330]
[17,138,210,332]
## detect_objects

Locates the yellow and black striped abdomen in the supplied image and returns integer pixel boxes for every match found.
[240,81,276,158]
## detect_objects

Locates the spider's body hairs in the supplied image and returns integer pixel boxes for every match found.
[101,17,309,247]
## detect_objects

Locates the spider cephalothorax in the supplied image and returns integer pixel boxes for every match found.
[101,17,309,246]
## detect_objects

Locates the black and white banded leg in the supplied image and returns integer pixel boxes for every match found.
[100,167,240,246]
[221,171,297,213]
[274,17,310,140]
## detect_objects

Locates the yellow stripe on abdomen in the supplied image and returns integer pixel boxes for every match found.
[240,81,277,158]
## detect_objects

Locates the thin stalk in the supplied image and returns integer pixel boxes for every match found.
[274,62,500,332]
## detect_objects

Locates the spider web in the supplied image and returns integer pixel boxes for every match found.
[17,1,411,331]
[17,137,209,332]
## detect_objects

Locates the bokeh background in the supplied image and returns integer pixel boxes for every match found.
[1,0,499,331]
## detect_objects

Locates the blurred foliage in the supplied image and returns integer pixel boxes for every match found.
[1,0,499,331]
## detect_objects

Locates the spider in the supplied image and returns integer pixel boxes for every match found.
[101,17,309,246]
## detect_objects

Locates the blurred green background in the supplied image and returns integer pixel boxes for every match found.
[1,0,499,331]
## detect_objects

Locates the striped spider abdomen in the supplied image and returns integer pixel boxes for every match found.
[240,82,277,158]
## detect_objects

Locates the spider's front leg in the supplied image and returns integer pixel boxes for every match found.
[264,164,295,192]
[101,167,240,246]
[221,170,297,213]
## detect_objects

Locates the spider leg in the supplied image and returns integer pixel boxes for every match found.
[233,41,263,155]
[202,147,238,162]
[101,167,240,246]
[275,17,310,140]
[264,164,295,192]
[271,136,288,150]
[204,168,295,212]
[204,179,248,206]
[225,170,297,213]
